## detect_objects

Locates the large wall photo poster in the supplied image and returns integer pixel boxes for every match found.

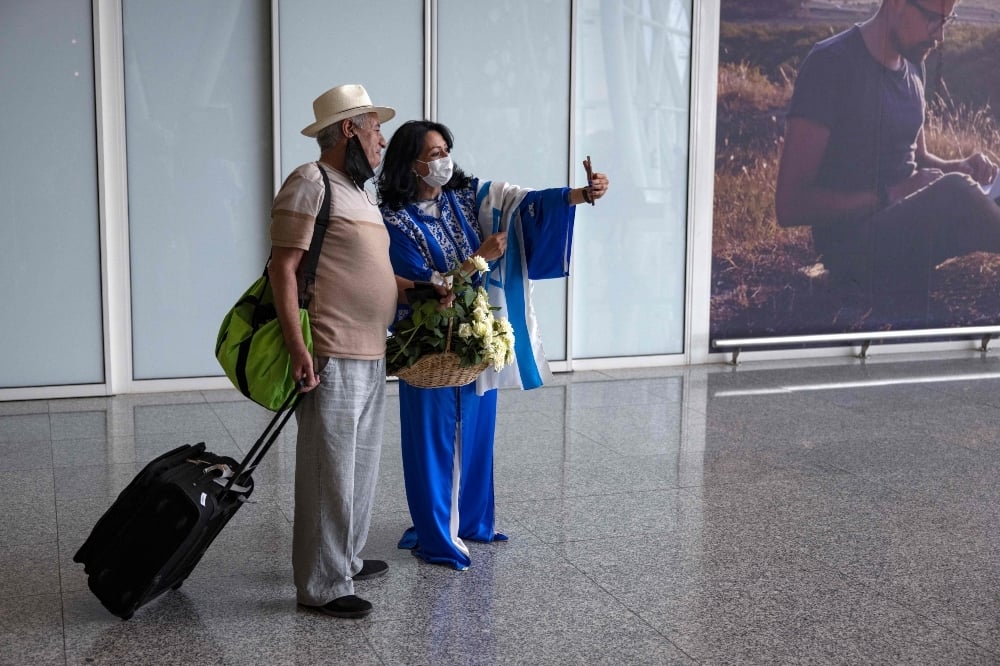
[711,0,1000,344]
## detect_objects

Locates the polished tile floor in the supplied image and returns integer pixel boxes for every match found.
[2,351,1000,664]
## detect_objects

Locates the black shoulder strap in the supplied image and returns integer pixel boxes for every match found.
[298,162,332,308]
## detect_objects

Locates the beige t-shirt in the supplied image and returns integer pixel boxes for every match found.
[270,163,397,360]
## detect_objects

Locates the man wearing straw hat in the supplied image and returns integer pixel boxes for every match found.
[269,84,400,618]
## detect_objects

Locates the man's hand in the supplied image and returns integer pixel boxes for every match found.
[889,168,945,203]
[269,246,318,393]
[290,346,319,392]
[960,153,999,187]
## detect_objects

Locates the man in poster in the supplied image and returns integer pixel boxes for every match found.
[775,0,1000,322]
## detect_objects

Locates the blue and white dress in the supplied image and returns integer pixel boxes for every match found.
[381,177,575,570]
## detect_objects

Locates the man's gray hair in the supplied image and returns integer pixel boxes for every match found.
[316,112,373,151]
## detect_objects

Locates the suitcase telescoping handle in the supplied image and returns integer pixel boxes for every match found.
[223,387,304,497]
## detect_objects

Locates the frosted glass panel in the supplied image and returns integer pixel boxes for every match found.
[277,0,424,175]
[573,0,690,357]
[438,0,571,360]
[0,0,104,388]
[124,0,272,379]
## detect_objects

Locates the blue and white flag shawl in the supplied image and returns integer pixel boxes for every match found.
[473,180,575,395]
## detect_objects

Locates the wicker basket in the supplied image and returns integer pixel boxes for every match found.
[393,352,489,388]
[390,318,489,388]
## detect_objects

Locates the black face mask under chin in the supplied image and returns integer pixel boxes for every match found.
[344,136,375,189]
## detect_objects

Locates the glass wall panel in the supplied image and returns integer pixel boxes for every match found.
[124,0,272,379]
[277,0,424,176]
[438,0,572,360]
[0,0,104,388]
[573,0,690,357]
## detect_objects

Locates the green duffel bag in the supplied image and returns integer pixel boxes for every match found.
[215,162,330,411]
[215,271,312,411]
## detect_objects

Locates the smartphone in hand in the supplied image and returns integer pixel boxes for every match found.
[583,155,596,205]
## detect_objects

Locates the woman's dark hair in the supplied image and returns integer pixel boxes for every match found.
[377,120,472,210]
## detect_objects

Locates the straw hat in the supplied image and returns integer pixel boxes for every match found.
[300,84,395,137]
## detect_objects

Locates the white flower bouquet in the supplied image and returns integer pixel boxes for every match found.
[387,258,515,387]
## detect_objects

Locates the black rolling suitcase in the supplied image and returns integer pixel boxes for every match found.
[73,392,301,620]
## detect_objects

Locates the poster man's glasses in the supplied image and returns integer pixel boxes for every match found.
[905,0,959,33]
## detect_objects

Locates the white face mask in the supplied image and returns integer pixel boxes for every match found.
[417,155,453,187]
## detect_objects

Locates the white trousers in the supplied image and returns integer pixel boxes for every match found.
[292,357,385,605]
